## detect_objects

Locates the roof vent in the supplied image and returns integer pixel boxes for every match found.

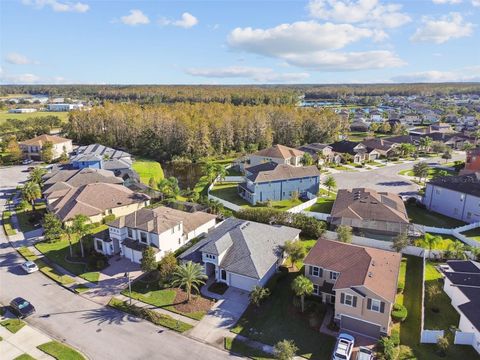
[368,272,373,278]
[372,261,376,266]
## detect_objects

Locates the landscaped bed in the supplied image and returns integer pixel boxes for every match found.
[406,203,466,228]
[231,272,335,360]
[121,275,213,320]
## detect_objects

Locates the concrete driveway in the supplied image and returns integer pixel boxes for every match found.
[190,287,250,347]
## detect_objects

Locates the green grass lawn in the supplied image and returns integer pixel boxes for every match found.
[224,337,274,360]
[13,354,36,360]
[306,197,335,214]
[398,167,455,179]
[406,203,466,228]
[424,261,460,330]
[37,341,85,360]
[460,228,480,242]
[231,272,335,360]
[121,277,208,320]
[0,111,69,125]
[132,157,164,185]
[396,256,478,360]
[15,208,45,233]
[0,319,25,333]
[414,234,463,250]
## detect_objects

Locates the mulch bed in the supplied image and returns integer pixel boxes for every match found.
[173,288,214,314]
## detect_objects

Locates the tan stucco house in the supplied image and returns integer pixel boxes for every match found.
[19,134,73,161]
[304,238,401,339]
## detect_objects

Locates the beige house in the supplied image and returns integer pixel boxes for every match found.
[47,182,150,225]
[304,238,401,339]
[19,134,73,161]
[247,144,304,168]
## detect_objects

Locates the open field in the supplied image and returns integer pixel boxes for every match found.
[132,157,164,185]
[0,110,69,124]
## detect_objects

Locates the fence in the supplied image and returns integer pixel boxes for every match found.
[421,221,480,248]
[223,176,244,183]
[300,211,330,221]
[421,330,444,344]
[207,193,242,212]
[454,331,475,346]
[287,197,317,214]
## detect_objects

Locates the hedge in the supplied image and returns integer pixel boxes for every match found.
[391,303,408,322]
[2,211,17,236]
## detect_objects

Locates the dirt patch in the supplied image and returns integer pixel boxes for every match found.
[173,288,214,314]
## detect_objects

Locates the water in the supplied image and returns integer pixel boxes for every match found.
[161,161,204,190]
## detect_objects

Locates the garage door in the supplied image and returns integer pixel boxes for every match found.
[229,273,258,291]
[340,315,381,339]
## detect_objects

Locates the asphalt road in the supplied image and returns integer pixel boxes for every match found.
[331,152,464,196]
[0,164,239,360]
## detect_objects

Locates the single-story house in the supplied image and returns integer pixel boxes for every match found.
[246,144,304,168]
[47,182,150,225]
[297,143,341,165]
[440,261,480,355]
[360,138,398,158]
[330,140,379,163]
[94,206,217,263]
[304,238,401,339]
[424,173,480,223]
[178,218,301,291]
[19,134,73,161]
[330,188,410,236]
[238,162,320,205]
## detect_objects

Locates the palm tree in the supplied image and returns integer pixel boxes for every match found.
[63,225,76,257]
[449,242,467,260]
[291,275,314,313]
[171,261,207,302]
[323,176,336,197]
[72,214,90,258]
[28,167,46,185]
[208,199,224,215]
[420,136,433,153]
[249,286,270,307]
[412,162,430,183]
[201,162,216,183]
[22,181,41,211]
[420,233,442,259]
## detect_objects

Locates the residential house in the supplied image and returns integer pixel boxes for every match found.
[423,173,480,223]
[179,218,301,291]
[460,148,480,175]
[297,143,340,165]
[330,140,379,163]
[19,134,73,161]
[47,182,150,225]
[361,138,398,158]
[71,143,132,171]
[247,144,304,168]
[94,206,217,263]
[330,188,410,236]
[440,261,480,354]
[304,238,401,339]
[350,120,370,132]
[238,162,320,205]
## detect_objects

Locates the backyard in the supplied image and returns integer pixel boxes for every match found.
[132,157,164,185]
[461,228,480,242]
[414,234,464,250]
[306,189,336,214]
[231,272,335,359]
[406,203,466,228]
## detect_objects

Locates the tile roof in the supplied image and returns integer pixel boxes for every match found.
[304,238,401,303]
[246,162,320,183]
[20,134,71,146]
[331,188,409,224]
[428,173,480,197]
[253,144,304,159]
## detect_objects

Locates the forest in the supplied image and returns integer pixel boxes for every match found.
[65,102,348,160]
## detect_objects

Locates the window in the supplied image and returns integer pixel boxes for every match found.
[309,266,323,277]
[313,284,319,295]
[330,271,339,280]
[368,298,384,313]
[171,228,175,234]
[205,254,216,260]
[467,212,472,219]
[127,228,133,238]
[140,232,148,244]
[340,293,357,307]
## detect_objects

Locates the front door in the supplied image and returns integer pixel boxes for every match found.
[220,269,227,282]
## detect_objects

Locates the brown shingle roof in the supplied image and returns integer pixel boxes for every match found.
[20,134,71,146]
[304,238,401,303]
[247,163,320,183]
[253,144,304,159]
[331,188,409,224]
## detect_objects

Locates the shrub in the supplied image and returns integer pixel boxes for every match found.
[436,336,450,356]
[274,339,298,360]
[397,281,405,294]
[391,303,408,322]
[102,214,116,224]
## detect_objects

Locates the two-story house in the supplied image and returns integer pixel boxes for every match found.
[94,206,217,263]
[330,140,379,163]
[423,173,480,223]
[71,143,132,171]
[19,134,73,161]
[304,238,401,339]
[238,162,320,205]
[297,143,341,165]
[247,144,304,168]
[178,218,301,291]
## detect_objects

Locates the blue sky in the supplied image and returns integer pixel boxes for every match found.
[1,0,479,84]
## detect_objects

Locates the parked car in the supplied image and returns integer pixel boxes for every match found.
[357,347,374,360]
[22,159,33,165]
[9,297,35,318]
[332,333,355,360]
[21,261,39,274]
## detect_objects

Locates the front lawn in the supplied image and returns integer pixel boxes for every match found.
[16,207,45,233]
[224,337,273,360]
[398,167,456,179]
[13,354,36,360]
[424,261,460,330]
[460,227,480,242]
[0,319,25,333]
[406,203,466,228]
[231,272,335,359]
[132,157,164,185]
[121,275,213,320]
[37,341,85,360]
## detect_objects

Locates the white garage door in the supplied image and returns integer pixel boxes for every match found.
[229,273,259,291]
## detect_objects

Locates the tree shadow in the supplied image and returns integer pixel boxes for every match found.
[80,306,142,326]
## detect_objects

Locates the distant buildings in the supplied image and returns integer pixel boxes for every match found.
[19,134,73,161]
[8,108,37,113]
[47,103,83,112]
[460,148,480,175]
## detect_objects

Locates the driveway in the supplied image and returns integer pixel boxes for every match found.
[331,152,464,196]
[190,287,250,347]
[0,165,31,189]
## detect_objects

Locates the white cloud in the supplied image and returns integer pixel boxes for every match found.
[307,0,411,29]
[5,52,38,65]
[432,0,462,4]
[472,0,480,6]
[22,0,89,13]
[391,67,480,82]
[120,10,150,26]
[411,13,474,44]
[159,12,198,29]
[186,66,310,83]
[0,73,41,84]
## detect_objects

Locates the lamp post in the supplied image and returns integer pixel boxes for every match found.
[124,271,132,305]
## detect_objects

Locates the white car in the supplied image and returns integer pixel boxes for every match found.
[21,261,39,274]
[357,347,374,360]
[22,159,34,165]
[332,333,355,360]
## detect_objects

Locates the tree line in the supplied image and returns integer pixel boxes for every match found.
[65,102,348,161]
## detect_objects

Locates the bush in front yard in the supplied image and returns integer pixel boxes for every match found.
[391,303,408,322]
[397,281,405,294]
